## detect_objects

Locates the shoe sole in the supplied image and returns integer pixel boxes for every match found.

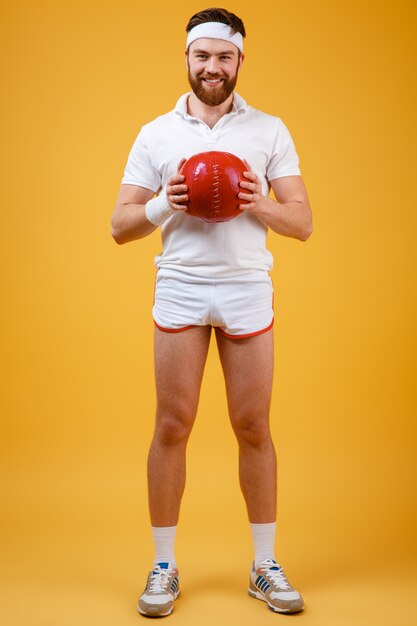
[248,588,305,613]
[137,590,180,618]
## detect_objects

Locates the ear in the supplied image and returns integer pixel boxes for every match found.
[237,53,245,72]
[185,49,189,70]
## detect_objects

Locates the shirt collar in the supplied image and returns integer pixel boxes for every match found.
[174,92,247,119]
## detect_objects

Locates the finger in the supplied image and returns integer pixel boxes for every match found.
[243,169,256,181]
[239,201,255,211]
[169,173,186,186]
[169,183,188,194]
[239,192,258,202]
[169,194,189,203]
[239,180,256,191]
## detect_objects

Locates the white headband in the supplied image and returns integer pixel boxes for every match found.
[186,22,243,52]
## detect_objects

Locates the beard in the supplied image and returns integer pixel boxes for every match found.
[187,65,238,107]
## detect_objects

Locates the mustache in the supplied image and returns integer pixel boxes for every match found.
[198,74,226,80]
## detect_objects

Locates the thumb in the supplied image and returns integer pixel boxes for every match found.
[177,158,187,173]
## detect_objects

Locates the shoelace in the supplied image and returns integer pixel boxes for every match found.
[148,567,171,593]
[259,563,291,590]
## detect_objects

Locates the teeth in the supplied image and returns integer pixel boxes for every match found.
[204,79,222,83]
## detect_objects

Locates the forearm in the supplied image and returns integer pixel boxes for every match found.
[111,203,157,245]
[112,163,188,245]
[254,197,313,241]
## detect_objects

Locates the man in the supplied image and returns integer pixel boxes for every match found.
[111,7,312,618]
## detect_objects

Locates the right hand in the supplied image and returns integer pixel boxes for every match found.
[166,158,189,211]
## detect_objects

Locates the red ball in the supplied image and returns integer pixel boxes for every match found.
[180,151,248,223]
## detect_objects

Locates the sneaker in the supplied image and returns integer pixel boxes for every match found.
[248,559,305,613]
[137,562,180,617]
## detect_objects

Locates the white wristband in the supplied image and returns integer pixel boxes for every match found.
[145,190,175,226]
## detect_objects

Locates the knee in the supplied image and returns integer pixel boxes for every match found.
[155,405,195,447]
[231,411,271,447]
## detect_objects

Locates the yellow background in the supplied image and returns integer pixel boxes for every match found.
[1,0,416,624]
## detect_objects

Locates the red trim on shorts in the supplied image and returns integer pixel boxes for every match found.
[216,317,274,340]
[153,320,197,333]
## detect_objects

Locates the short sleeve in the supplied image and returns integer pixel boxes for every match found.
[121,127,161,192]
[266,120,301,181]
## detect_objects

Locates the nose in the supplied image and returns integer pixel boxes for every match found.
[206,56,221,74]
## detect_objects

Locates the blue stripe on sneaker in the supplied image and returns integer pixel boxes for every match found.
[256,576,270,594]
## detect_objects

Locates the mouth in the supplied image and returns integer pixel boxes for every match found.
[201,78,224,86]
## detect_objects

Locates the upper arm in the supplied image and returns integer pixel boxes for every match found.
[270,175,309,205]
[115,184,155,209]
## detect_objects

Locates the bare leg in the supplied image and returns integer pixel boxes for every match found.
[215,328,276,523]
[148,326,212,526]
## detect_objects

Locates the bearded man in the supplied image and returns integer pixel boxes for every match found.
[112,6,312,618]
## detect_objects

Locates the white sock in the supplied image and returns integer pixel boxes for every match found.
[250,522,277,567]
[151,525,177,567]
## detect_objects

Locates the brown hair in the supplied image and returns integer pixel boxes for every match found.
[186,7,246,38]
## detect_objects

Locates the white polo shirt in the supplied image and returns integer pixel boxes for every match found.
[121,92,301,280]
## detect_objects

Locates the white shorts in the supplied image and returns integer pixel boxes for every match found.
[152,270,274,339]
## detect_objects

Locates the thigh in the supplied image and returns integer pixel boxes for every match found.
[154,325,212,419]
[215,328,274,424]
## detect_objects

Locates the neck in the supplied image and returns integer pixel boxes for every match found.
[187,92,234,126]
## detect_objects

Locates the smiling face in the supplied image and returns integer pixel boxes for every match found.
[186,38,244,106]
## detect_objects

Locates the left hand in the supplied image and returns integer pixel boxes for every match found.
[238,160,265,213]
